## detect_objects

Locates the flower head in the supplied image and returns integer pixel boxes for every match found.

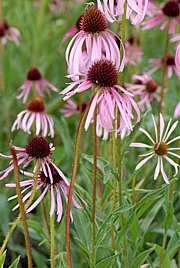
[11,97,54,137]
[97,0,148,24]
[129,74,161,111]
[60,99,87,118]
[6,164,87,222]
[0,20,20,46]
[0,136,58,181]
[66,5,125,78]
[61,59,140,134]
[148,55,180,78]
[16,68,58,103]
[130,114,180,184]
[143,1,180,34]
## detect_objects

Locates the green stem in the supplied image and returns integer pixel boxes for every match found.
[132,177,136,205]
[91,106,97,267]
[111,124,117,250]
[158,21,170,121]
[66,94,96,268]
[0,163,39,256]
[50,213,55,268]
[10,146,33,268]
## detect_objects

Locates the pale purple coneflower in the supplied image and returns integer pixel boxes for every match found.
[129,74,161,111]
[60,99,87,118]
[130,113,180,184]
[97,0,149,24]
[143,0,180,34]
[66,4,125,78]
[16,68,58,103]
[148,55,180,78]
[0,136,61,182]
[174,102,180,118]
[6,164,86,222]
[11,97,54,138]
[60,59,140,134]
[170,34,180,69]
[0,20,20,46]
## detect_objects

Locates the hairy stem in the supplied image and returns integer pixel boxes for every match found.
[111,125,117,250]
[50,213,55,268]
[10,146,32,268]
[0,163,39,256]
[66,94,95,268]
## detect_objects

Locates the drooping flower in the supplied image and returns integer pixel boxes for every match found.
[60,59,140,134]
[97,0,149,24]
[6,164,86,222]
[143,1,180,34]
[130,114,180,184]
[66,4,125,78]
[16,68,58,103]
[148,55,180,78]
[60,99,87,118]
[11,97,54,137]
[0,136,60,181]
[129,74,161,111]
[0,20,20,46]
[174,102,180,118]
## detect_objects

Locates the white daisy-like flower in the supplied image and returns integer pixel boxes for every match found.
[130,113,180,184]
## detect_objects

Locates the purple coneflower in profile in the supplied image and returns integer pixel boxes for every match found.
[97,0,148,24]
[60,99,87,118]
[0,136,62,182]
[66,4,125,77]
[174,102,180,118]
[60,59,140,134]
[129,74,161,111]
[130,114,180,184]
[0,20,20,46]
[148,55,180,78]
[11,97,54,137]
[6,164,86,222]
[143,0,180,34]
[16,68,58,103]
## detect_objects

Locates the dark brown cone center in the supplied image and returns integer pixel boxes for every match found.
[26,136,51,159]
[27,97,46,113]
[154,142,168,156]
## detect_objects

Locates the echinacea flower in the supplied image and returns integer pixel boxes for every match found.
[60,59,140,134]
[174,102,180,117]
[11,97,54,137]
[175,43,180,68]
[16,68,58,103]
[130,114,180,184]
[6,164,86,222]
[97,0,148,24]
[60,99,87,118]
[143,1,180,34]
[66,4,125,78]
[148,55,180,78]
[129,74,161,111]
[0,136,60,182]
[0,20,20,46]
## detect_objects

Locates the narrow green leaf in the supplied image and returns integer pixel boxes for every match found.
[0,251,7,268]
[8,256,20,268]
[96,253,119,268]
[131,246,155,268]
